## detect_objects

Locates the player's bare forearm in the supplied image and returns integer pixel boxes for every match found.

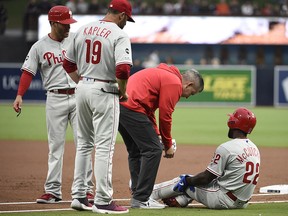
[186,170,216,186]
[116,78,128,101]
[68,70,80,84]
[116,78,127,93]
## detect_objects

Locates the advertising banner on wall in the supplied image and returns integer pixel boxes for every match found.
[1,64,256,106]
[0,63,46,102]
[274,66,288,107]
[177,65,256,106]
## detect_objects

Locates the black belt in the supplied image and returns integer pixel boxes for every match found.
[49,88,75,95]
[226,191,249,203]
[80,77,115,83]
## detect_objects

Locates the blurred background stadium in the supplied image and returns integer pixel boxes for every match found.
[1,0,288,106]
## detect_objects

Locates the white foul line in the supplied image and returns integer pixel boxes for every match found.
[0,208,72,214]
[0,195,287,214]
[0,198,130,205]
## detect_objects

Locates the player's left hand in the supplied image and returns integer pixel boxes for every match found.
[173,175,195,193]
[13,95,23,117]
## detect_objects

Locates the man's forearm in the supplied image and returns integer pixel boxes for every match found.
[68,71,80,84]
[186,171,213,186]
[116,78,127,95]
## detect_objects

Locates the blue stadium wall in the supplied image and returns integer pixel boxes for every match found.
[0,36,287,106]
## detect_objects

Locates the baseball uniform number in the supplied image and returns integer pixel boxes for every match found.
[85,39,102,64]
[243,162,260,185]
[212,153,221,164]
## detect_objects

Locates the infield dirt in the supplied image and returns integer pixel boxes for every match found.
[0,141,287,211]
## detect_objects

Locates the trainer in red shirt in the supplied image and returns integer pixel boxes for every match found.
[118,63,204,209]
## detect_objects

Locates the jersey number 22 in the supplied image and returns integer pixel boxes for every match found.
[243,161,260,185]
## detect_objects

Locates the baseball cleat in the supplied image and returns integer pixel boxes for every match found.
[36,193,62,204]
[71,197,93,211]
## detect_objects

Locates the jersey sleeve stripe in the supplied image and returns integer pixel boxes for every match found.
[116,61,133,66]
[206,167,221,177]
[64,56,76,64]
[21,67,36,76]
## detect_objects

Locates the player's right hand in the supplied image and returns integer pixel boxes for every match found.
[119,92,128,102]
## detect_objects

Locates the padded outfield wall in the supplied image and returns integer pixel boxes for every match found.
[1,63,287,107]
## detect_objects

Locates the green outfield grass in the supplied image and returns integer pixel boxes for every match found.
[1,202,287,216]
[0,104,287,147]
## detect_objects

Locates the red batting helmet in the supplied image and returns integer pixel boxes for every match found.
[48,6,77,24]
[227,107,256,134]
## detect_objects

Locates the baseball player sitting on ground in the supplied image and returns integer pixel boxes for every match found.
[150,107,260,209]
[118,63,204,209]
[13,6,94,204]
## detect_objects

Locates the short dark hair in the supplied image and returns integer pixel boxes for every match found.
[183,69,204,93]
[107,7,121,15]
